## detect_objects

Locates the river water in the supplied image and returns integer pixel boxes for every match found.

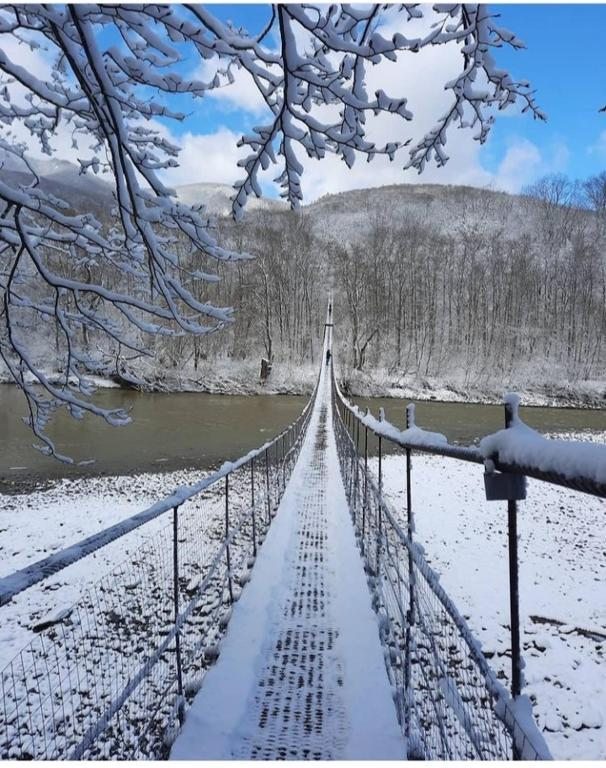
[1,385,605,490]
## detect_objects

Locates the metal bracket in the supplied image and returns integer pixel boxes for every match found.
[484,470,527,501]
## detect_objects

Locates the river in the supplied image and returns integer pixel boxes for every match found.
[1,384,605,491]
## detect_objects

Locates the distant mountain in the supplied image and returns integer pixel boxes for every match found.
[0,153,115,218]
[1,155,591,243]
[0,155,285,219]
[174,182,287,216]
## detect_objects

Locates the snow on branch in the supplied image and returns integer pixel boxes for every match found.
[228,3,543,214]
[0,3,539,458]
[0,4,247,458]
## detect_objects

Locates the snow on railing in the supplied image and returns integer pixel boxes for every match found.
[335,376,606,498]
[480,394,606,494]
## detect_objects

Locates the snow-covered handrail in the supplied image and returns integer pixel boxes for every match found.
[480,394,606,498]
[0,376,320,608]
[333,375,606,499]
[331,363,552,760]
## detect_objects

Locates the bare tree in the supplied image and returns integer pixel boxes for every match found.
[0,3,539,457]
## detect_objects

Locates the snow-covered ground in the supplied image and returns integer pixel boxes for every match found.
[0,469,219,670]
[375,449,606,760]
[1,431,603,758]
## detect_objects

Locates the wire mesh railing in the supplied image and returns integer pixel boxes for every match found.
[331,367,553,761]
[0,386,316,760]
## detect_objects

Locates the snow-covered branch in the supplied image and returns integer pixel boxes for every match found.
[0,3,539,458]
[0,4,246,458]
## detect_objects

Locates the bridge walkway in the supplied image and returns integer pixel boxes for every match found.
[170,345,405,759]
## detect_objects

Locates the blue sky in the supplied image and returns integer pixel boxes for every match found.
[12,3,606,198]
[154,3,606,198]
[484,4,606,182]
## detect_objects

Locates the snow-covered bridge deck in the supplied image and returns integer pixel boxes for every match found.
[171,350,405,759]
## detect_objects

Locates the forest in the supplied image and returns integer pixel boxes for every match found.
[163,172,606,397]
[2,169,605,402]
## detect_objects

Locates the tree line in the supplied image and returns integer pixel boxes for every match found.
[166,173,605,388]
[7,173,605,391]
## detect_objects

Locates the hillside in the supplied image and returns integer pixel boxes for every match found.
[1,158,603,406]
[175,182,286,216]
[0,156,285,218]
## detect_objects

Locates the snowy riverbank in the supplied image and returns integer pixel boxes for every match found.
[1,433,604,758]
[2,359,604,407]
[374,453,606,760]
[344,367,606,409]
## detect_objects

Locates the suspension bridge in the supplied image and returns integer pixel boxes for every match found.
[1,307,604,760]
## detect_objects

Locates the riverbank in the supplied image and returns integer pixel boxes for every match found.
[2,356,605,408]
[343,368,606,409]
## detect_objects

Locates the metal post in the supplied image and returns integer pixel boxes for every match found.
[172,505,184,725]
[225,474,234,603]
[376,435,383,571]
[404,407,414,741]
[504,399,522,705]
[282,433,286,490]
[354,416,360,523]
[251,458,257,557]
[362,425,368,550]
[265,447,271,525]
[508,500,521,698]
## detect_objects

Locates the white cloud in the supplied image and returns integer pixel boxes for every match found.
[161,127,247,188]
[192,58,270,116]
[490,138,542,193]
[588,130,606,159]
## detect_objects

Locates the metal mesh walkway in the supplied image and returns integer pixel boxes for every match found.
[170,355,406,760]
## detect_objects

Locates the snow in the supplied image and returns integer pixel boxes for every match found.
[170,344,405,759]
[376,451,606,760]
[480,395,606,486]
[0,468,221,670]
[341,398,449,449]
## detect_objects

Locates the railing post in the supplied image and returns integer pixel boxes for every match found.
[251,458,257,557]
[265,447,271,525]
[362,425,368,551]
[404,404,415,743]
[376,434,383,571]
[505,400,522,704]
[282,433,286,490]
[172,504,185,725]
[225,474,234,604]
[354,416,360,524]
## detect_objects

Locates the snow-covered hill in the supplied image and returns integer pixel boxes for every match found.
[0,155,285,218]
[0,154,114,217]
[174,182,286,216]
[300,182,537,242]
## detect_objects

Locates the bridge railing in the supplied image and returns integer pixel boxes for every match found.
[0,379,319,760]
[330,366,575,760]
